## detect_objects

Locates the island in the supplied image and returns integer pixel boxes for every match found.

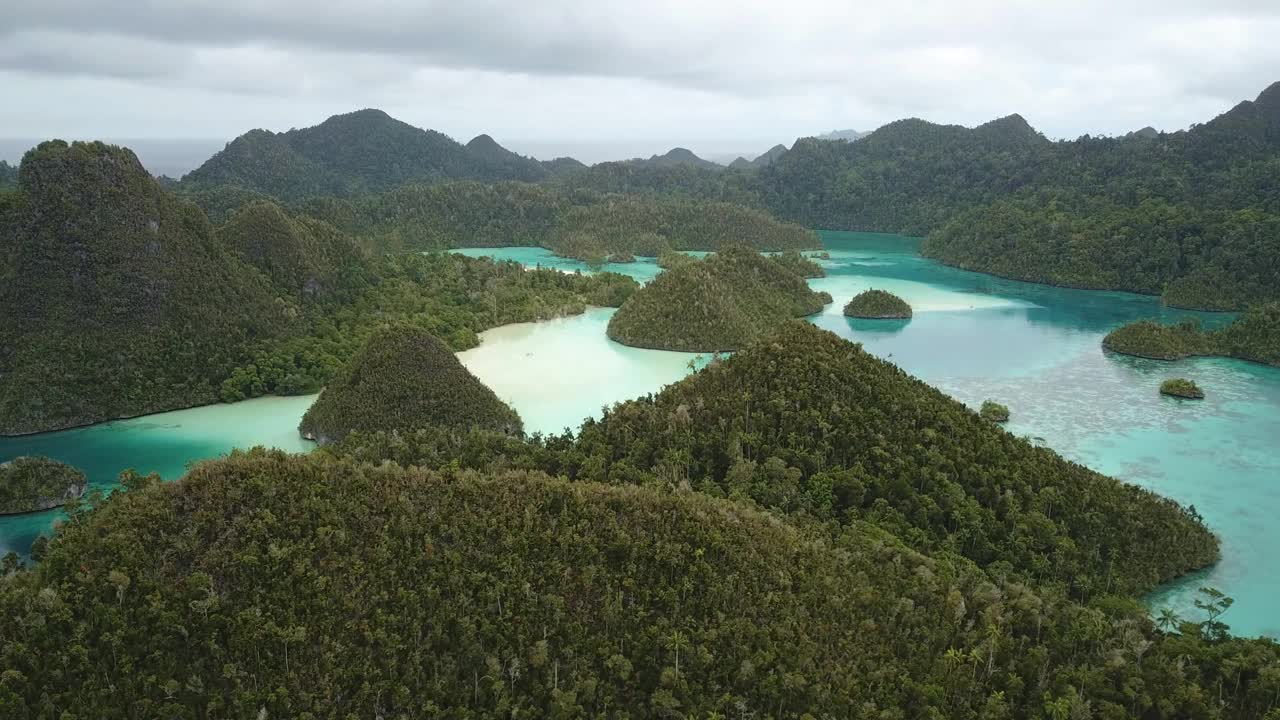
[298,325,522,444]
[0,456,87,515]
[843,289,913,319]
[980,400,1010,423]
[1103,305,1280,368]
[606,245,830,352]
[1161,378,1205,399]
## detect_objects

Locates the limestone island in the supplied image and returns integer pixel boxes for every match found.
[1103,307,1280,368]
[1160,378,1205,399]
[0,456,87,515]
[1101,320,1208,361]
[980,400,1010,423]
[607,245,831,352]
[299,325,522,445]
[844,289,913,319]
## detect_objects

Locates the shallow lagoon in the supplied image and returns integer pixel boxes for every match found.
[3,232,1277,637]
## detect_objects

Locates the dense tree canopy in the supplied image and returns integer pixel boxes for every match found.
[0,160,16,191]
[0,141,297,435]
[340,322,1217,598]
[0,456,85,515]
[844,289,913,318]
[1103,305,1280,367]
[1161,378,1205,399]
[298,326,522,444]
[0,143,635,433]
[606,247,830,351]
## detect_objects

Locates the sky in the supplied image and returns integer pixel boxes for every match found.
[2,0,1278,163]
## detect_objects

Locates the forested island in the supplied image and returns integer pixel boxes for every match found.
[0,141,636,435]
[0,456,86,514]
[1103,304,1280,367]
[1162,378,1206,399]
[843,289,913,318]
[605,246,830,351]
[7,322,1280,717]
[298,326,522,444]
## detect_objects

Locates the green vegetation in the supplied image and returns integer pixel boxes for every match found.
[606,247,830,351]
[181,109,547,199]
[0,141,297,435]
[4,325,1279,717]
[0,142,635,434]
[771,249,825,278]
[0,160,16,191]
[979,400,1010,422]
[299,326,521,444]
[288,185,818,258]
[1103,305,1280,367]
[1103,319,1213,360]
[1161,378,1206,399]
[342,321,1217,596]
[843,288,913,318]
[0,456,86,514]
[541,83,1280,310]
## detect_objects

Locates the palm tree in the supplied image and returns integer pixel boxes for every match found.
[1156,607,1182,633]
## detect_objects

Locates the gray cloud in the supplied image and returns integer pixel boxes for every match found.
[1,0,1277,148]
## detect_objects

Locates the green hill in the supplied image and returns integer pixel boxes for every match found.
[843,289,912,318]
[0,141,297,435]
[298,326,522,444]
[606,247,830,351]
[1104,305,1280,367]
[0,160,16,191]
[182,109,547,200]
[4,448,1275,718]
[216,201,370,299]
[0,456,86,514]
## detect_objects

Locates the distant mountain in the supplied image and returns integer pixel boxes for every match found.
[1123,126,1159,140]
[817,128,870,141]
[727,157,753,170]
[540,156,588,174]
[182,109,551,200]
[464,134,548,182]
[751,143,789,167]
[631,147,722,170]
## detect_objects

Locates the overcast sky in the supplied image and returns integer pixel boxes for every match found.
[2,0,1278,160]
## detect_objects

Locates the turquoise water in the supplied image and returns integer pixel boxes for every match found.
[0,396,316,557]
[448,234,1280,637]
[3,234,1277,637]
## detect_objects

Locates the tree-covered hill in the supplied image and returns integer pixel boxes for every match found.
[0,160,16,191]
[0,142,637,433]
[357,321,1218,597]
[298,326,522,444]
[283,182,819,257]
[1104,304,1280,367]
[844,288,913,318]
[216,201,371,299]
[629,146,722,170]
[606,247,830,351]
[0,141,299,435]
[0,456,86,514]
[181,109,549,200]
[5,448,1278,718]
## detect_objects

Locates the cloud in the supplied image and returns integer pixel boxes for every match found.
[1,0,1278,144]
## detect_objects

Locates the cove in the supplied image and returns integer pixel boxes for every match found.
[3,233,1277,638]
[453,233,1280,638]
